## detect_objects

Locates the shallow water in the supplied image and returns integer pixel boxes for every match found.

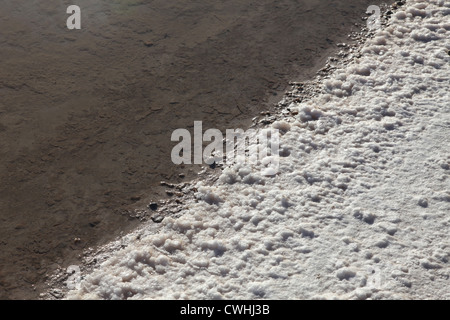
[0,0,383,298]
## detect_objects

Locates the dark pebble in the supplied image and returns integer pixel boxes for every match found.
[149,202,158,211]
[89,221,100,228]
[418,198,428,208]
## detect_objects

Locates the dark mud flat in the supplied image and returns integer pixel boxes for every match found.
[0,0,384,299]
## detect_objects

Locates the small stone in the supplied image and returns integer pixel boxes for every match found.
[353,210,376,224]
[130,195,141,201]
[375,239,389,249]
[89,221,100,228]
[49,289,63,299]
[418,198,428,208]
[363,213,376,225]
[336,268,356,281]
[400,279,412,288]
[143,41,154,47]
[383,122,396,130]
[149,202,158,211]
[420,259,442,270]
[151,215,164,223]
[160,181,175,188]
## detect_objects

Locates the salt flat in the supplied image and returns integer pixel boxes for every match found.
[66,0,450,300]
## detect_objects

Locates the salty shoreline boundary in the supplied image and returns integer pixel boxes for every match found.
[52,0,449,299]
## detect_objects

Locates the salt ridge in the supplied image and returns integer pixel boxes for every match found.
[66,0,450,300]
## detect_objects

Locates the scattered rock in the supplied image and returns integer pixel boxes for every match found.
[383,121,396,130]
[160,181,175,188]
[375,239,389,249]
[89,221,100,228]
[336,268,356,281]
[420,259,442,270]
[363,213,376,225]
[49,289,64,299]
[399,278,412,288]
[149,202,158,211]
[298,227,315,239]
[151,215,164,223]
[130,195,141,201]
[418,198,428,208]
[353,209,376,224]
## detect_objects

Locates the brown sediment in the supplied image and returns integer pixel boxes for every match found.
[0,0,385,299]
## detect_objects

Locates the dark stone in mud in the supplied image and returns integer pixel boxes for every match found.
[89,221,100,228]
[166,190,174,196]
[149,203,158,211]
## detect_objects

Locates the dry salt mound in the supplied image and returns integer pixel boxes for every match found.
[66,0,450,300]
